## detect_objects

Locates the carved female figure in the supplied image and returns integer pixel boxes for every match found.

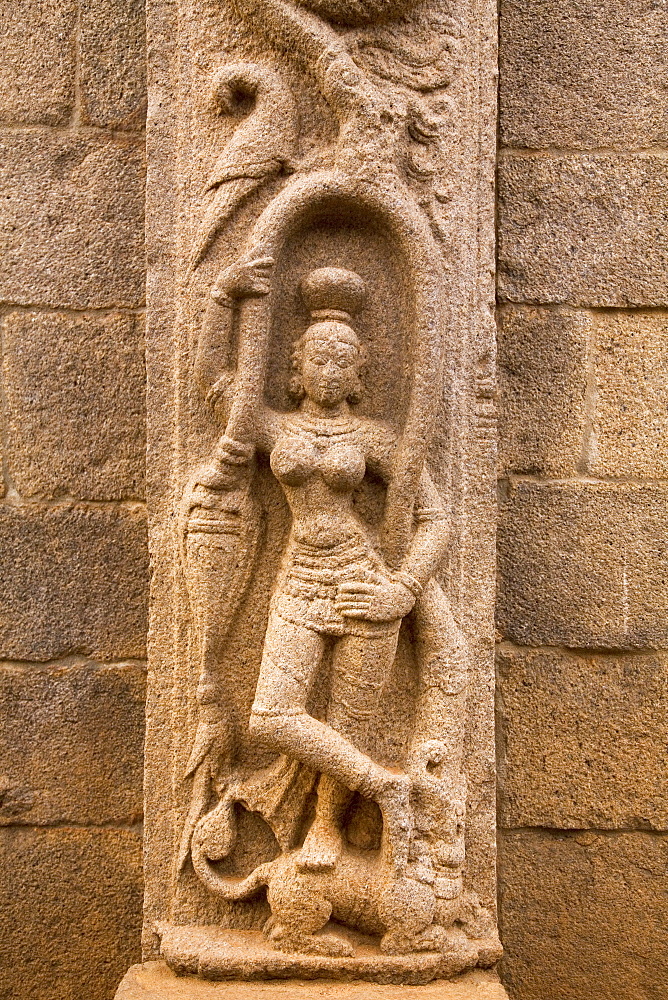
[193,262,449,884]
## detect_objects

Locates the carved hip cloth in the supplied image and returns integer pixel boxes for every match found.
[270,534,400,639]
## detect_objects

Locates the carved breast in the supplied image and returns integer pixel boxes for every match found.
[270,436,366,492]
[297,0,414,27]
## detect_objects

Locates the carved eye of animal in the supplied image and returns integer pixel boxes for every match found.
[318,444,366,492]
[297,0,414,27]
[270,440,317,486]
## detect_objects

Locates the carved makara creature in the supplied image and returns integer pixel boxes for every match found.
[171,0,499,975]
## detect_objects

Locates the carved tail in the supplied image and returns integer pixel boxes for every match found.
[191,799,274,902]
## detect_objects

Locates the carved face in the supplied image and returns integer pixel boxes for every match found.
[300,336,361,408]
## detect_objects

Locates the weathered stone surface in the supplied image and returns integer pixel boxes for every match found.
[81,0,147,129]
[0,503,148,661]
[498,829,668,1000]
[499,0,668,150]
[116,962,509,999]
[141,0,499,983]
[498,154,668,307]
[497,306,588,476]
[0,0,77,127]
[496,646,668,830]
[0,132,145,310]
[0,659,145,827]
[589,311,668,479]
[0,825,142,1000]
[497,482,668,649]
[2,310,146,500]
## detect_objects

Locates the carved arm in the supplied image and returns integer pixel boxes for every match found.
[393,469,449,597]
[195,256,275,413]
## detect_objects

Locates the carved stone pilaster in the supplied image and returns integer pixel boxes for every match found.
[123,0,501,988]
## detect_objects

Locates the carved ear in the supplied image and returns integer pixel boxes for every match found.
[346,372,364,405]
[288,374,306,401]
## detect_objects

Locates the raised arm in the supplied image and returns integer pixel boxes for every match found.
[195,256,275,415]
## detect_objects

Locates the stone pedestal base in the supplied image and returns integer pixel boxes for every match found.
[155,925,502,986]
[116,962,510,999]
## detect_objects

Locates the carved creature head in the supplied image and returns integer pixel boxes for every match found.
[290,268,368,407]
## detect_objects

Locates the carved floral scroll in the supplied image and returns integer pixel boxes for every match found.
[144,0,498,983]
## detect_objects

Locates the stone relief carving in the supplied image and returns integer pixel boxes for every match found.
[150,0,500,983]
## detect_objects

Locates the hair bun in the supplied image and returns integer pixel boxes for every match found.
[300,268,366,320]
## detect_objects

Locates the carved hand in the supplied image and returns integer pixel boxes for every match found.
[205,370,236,410]
[211,256,275,306]
[335,568,415,622]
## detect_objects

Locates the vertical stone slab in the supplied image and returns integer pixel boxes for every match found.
[135,0,499,988]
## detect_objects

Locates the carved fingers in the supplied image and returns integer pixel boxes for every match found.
[211,256,275,305]
[205,370,236,410]
[335,570,415,622]
[190,436,254,491]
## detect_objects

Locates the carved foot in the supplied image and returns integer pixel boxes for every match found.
[268,924,355,957]
[297,823,343,872]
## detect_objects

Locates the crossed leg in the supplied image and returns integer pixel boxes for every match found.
[298,628,410,873]
[250,613,410,872]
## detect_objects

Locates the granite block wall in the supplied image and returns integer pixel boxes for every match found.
[1,2,667,999]
[496,1,668,997]
[0,3,148,999]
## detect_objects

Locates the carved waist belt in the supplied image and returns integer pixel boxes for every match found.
[271,534,397,638]
[283,536,379,600]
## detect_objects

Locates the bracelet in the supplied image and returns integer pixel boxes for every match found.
[393,570,423,599]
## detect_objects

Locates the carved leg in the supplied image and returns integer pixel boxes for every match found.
[299,628,402,872]
[250,614,411,872]
[266,872,353,957]
[330,630,412,875]
[251,612,325,719]
[297,774,352,872]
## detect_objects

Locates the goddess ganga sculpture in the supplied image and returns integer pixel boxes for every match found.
[163,255,497,973]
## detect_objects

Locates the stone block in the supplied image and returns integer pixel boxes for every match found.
[0,503,148,661]
[498,829,668,1000]
[115,963,509,999]
[589,311,668,478]
[499,0,668,149]
[81,0,147,129]
[497,306,588,476]
[0,825,142,1000]
[0,132,145,310]
[498,154,668,307]
[2,310,146,501]
[0,0,76,126]
[497,482,668,649]
[496,646,668,830]
[0,659,145,827]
